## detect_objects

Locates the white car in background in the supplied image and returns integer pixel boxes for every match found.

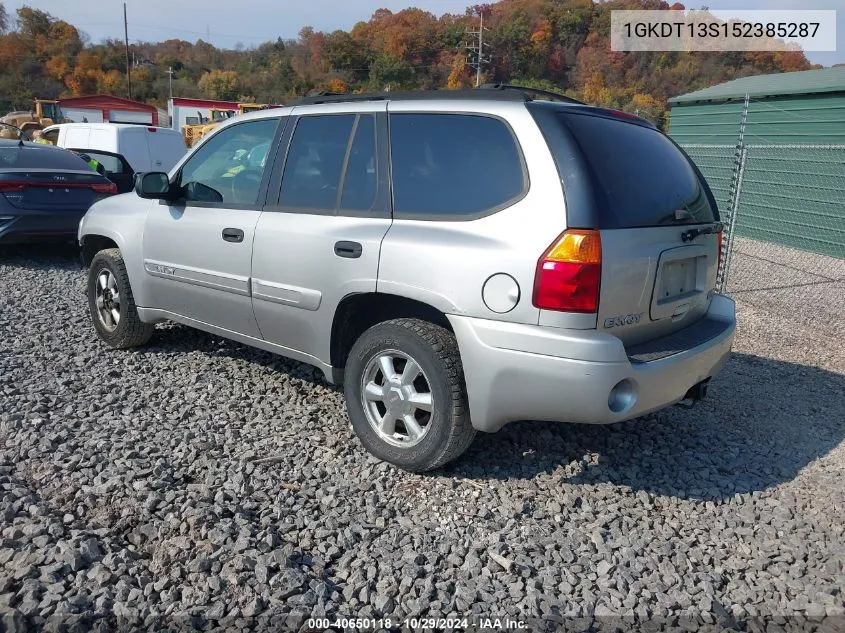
[42,123,188,193]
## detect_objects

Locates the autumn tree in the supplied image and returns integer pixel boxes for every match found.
[16,6,51,40]
[447,55,471,89]
[198,69,240,101]
[0,0,817,116]
[323,30,371,83]
[583,72,612,106]
[369,54,415,91]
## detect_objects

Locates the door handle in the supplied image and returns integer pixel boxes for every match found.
[222,228,244,243]
[334,240,362,259]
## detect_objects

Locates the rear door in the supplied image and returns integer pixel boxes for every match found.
[119,128,153,173]
[531,105,722,346]
[149,131,189,173]
[250,104,391,364]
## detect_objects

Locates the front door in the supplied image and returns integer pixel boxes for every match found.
[142,116,283,338]
[250,105,392,365]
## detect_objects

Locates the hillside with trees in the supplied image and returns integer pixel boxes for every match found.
[0,0,815,126]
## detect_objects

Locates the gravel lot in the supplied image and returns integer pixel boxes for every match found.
[1,244,844,632]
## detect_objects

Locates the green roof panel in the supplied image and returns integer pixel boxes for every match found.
[669,66,845,105]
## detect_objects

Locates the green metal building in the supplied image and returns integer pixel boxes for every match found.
[667,67,845,259]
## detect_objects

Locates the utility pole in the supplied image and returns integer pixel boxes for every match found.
[465,12,491,87]
[167,67,175,100]
[124,3,132,100]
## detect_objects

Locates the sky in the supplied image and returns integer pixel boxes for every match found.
[5,0,843,66]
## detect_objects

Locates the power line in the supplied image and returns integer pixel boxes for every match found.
[123,3,132,100]
[166,66,174,100]
[464,12,490,87]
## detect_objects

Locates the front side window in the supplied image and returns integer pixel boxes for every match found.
[178,118,279,206]
[390,114,525,217]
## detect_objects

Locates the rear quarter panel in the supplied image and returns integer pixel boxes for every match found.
[378,101,570,326]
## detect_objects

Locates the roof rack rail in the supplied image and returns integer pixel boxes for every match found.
[287,85,585,107]
[477,83,585,105]
[291,92,390,106]
[289,88,532,106]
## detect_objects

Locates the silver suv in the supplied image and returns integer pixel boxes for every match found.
[78,86,736,472]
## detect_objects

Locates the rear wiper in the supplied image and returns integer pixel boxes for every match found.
[681,222,724,243]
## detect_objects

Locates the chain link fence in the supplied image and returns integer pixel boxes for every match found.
[681,141,845,337]
[684,144,845,278]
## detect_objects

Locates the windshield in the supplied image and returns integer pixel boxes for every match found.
[211,110,235,122]
[0,145,91,170]
[41,103,62,121]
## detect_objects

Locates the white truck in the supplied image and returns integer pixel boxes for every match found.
[42,123,188,193]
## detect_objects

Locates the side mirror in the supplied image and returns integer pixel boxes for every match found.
[135,172,172,199]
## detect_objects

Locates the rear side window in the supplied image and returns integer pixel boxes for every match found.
[340,115,378,211]
[279,114,355,210]
[390,114,525,217]
[539,110,716,228]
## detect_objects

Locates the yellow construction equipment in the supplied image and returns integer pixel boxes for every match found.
[0,100,69,139]
[238,103,270,114]
[181,108,239,147]
[181,104,272,147]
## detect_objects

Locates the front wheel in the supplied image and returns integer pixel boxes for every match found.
[87,248,153,349]
[343,318,476,472]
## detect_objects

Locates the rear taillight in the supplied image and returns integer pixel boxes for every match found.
[533,229,602,313]
[0,180,117,195]
[91,182,118,195]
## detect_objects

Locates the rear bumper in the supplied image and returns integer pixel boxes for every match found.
[449,294,736,432]
[0,212,84,244]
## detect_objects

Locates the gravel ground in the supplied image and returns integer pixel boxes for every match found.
[1,244,844,632]
[725,238,845,347]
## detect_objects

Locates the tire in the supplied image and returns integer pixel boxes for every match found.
[344,318,476,472]
[87,248,153,349]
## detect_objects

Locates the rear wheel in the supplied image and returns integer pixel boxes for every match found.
[88,248,153,349]
[343,318,475,472]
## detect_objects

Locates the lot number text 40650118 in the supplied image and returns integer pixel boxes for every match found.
[308,616,528,630]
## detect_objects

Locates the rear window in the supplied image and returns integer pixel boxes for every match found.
[540,110,716,229]
[0,145,90,171]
